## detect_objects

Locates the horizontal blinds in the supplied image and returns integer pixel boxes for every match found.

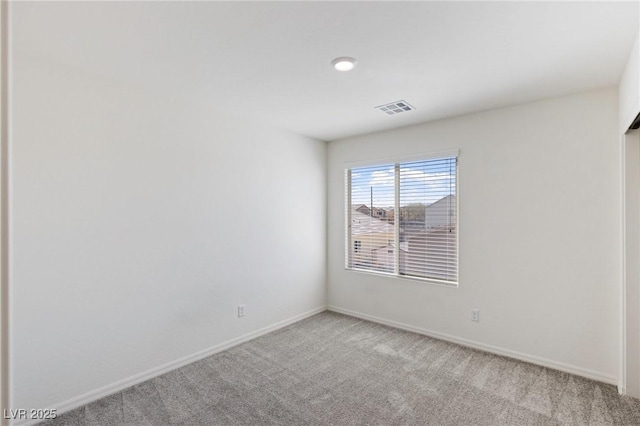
[347,156,457,283]
[399,158,457,282]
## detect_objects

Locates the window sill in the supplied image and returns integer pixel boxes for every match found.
[344,267,459,288]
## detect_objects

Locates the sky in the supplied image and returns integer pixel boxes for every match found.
[350,158,456,208]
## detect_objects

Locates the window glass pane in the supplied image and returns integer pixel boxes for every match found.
[349,164,395,273]
[346,155,457,284]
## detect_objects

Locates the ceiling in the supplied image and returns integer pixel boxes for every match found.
[11,1,640,141]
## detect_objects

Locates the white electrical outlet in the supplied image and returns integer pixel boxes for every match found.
[471,309,480,322]
[238,304,245,318]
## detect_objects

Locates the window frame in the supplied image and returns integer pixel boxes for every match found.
[344,150,459,287]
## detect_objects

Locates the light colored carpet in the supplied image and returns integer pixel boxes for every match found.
[43,311,640,425]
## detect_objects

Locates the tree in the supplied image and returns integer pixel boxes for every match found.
[399,203,426,223]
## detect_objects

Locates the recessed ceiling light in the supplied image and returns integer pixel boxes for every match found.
[331,57,357,72]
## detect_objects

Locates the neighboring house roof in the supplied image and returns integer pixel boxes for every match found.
[354,204,370,215]
[425,194,456,228]
[407,228,457,254]
[371,244,407,254]
[353,205,389,216]
[405,228,457,280]
[371,207,387,216]
[426,194,455,211]
[351,209,394,235]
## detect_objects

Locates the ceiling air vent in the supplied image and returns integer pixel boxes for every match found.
[375,100,415,115]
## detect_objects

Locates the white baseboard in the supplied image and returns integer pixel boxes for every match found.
[618,383,626,395]
[14,304,618,425]
[13,306,327,426]
[328,305,618,386]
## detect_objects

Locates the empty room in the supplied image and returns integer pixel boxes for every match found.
[2,0,640,425]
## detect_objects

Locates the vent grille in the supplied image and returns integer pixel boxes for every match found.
[375,100,415,115]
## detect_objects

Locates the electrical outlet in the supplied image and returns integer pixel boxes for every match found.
[238,304,245,318]
[471,309,479,322]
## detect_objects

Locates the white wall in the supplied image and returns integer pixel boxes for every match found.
[619,30,639,133]
[0,2,8,425]
[328,88,621,382]
[10,53,327,411]
[624,129,640,397]
[620,27,640,398]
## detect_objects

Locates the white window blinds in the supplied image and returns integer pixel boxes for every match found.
[346,155,458,284]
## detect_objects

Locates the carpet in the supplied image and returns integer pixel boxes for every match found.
[42,311,640,425]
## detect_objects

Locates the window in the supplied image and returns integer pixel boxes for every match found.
[345,154,458,284]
